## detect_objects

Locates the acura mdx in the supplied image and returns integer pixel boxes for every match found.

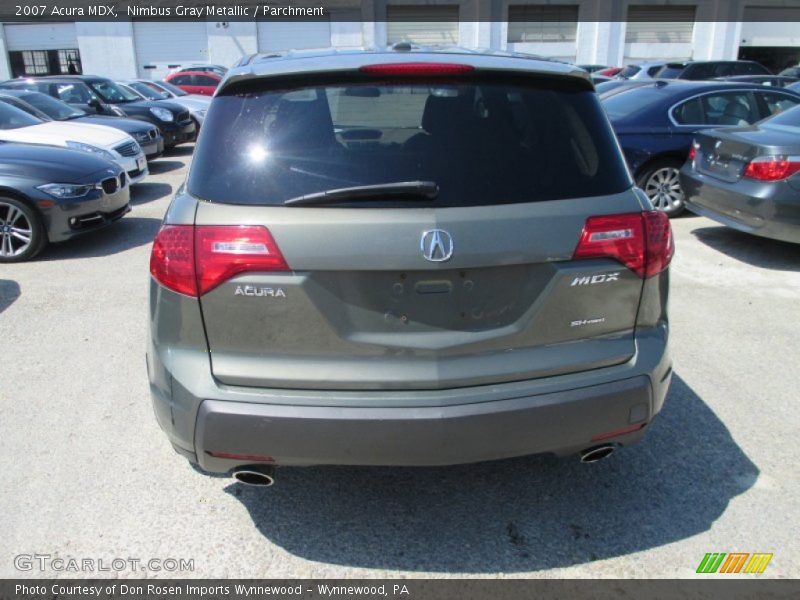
[147,48,674,486]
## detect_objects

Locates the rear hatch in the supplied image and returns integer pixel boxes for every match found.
[186,64,650,391]
[694,124,800,182]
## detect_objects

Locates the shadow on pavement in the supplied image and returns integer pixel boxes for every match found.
[41,216,161,261]
[0,279,20,314]
[131,182,173,205]
[147,160,185,176]
[692,226,800,272]
[165,145,195,158]
[227,374,757,573]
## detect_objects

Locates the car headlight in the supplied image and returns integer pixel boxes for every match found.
[149,107,174,122]
[65,141,117,163]
[110,106,127,117]
[36,183,93,199]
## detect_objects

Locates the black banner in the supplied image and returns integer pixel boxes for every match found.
[2,0,800,22]
[2,580,800,600]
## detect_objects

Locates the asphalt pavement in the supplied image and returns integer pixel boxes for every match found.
[1,147,798,578]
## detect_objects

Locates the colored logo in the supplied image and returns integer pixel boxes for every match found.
[696,553,773,574]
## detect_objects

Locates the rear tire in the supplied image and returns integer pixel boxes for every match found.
[0,196,47,262]
[636,159,686,217]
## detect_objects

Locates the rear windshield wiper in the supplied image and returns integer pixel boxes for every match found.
[283,181,438,207]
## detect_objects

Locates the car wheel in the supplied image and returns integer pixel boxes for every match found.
[637,160,685,216]
[0,197,46,262]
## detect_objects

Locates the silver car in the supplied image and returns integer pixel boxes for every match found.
[119,80,211,128]
[616,62,671,80]
[147,47,674,486]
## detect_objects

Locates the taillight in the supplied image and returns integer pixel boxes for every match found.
[687,142,697,161]
[149,225,288,297]
[150,225,196,296]
[742,156,800,181]
[573,211,673,278]
[359,62,475,76]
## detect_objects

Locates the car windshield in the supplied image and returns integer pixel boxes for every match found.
[155,81,187,96]
[617,65,641,78]
[0,101,42,129]
[88,80,141,103]
[762,103,800,128]
[127,82,164,101]
[654,65,686,79]
[21,92,85,120]
[602,87,667,120]
[188,78,631,207]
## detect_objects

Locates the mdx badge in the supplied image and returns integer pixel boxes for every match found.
[421,229,454,262]
[571,272,620,286]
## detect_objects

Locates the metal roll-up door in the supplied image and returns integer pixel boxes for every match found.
[257,19,332,52]
[625,6,696,43]
[386,5,459,45]
[4,23,77,50]
[133,21,209,79]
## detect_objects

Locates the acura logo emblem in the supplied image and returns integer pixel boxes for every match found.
[421,229,453,262]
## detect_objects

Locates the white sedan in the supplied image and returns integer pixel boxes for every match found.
[0,101,148,183]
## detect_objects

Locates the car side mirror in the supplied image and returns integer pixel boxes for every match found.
[87,98,101,109]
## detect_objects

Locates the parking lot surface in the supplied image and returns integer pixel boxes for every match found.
[1,148,798,578]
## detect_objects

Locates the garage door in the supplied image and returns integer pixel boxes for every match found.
[4,23,77,51]
[133,21,209,79]
[257,20,331,52]
[386,5,459,45]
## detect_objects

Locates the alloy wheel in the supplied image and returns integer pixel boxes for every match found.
[644,167,684,213]
[0,201,33,258]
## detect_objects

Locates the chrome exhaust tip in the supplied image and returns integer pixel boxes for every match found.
[232,465,275,486]
[579,445,615,464]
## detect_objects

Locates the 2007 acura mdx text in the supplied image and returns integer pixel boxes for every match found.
[147,48,674,486]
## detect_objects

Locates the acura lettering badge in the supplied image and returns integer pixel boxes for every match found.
[421,229,454,262]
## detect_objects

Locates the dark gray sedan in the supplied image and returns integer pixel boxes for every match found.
[681,104,800,243]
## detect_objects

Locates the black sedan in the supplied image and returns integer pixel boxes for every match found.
[0,139,130,262]
[680,104,800,244]
[0,76,195,148]
[601,80,800,215]
[0,89,163,158]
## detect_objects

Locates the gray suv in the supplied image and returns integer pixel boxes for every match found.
[147,48,674,486]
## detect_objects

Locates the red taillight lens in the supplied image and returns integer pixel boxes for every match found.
[573,211,673,278]
[149,225,288,297]
[150,225,197,297]
[743,157,800,181]
[359,62,475,76]
[195,225,288,295]
[687,144,697,161]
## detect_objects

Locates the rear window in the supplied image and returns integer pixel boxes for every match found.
[601,87,666,120]
[188,78,631,207]
[618,65,641,78]
[763,103,800,128]
[655,65,686,79]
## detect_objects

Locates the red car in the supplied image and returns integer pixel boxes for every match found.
[164,70,221,96]
[598,67,622,77]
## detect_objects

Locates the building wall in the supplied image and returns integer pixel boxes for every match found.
[75,21,137,78]
[1,0,797,80]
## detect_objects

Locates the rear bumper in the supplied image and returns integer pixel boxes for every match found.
[681,167,800,244]
[148,311,671,471]
[194,375,659,470]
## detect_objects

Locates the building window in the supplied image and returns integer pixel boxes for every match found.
[507,5,579,43]
[625,5,696,43]
[57,49,82,74]
[8,49,82,78]
[386,5,460,45]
